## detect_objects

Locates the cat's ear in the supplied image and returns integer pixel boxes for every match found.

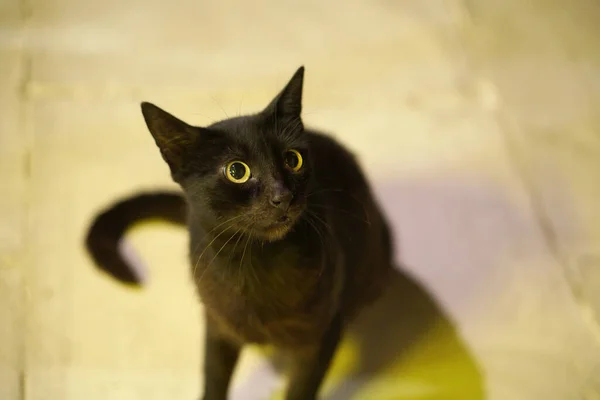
[140,102,198,172]
[264,66,304,118]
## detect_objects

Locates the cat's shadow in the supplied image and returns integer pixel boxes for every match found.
[325,265,485,400]
[234,265,485,400]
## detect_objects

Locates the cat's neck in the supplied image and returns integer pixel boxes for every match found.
[186,209,318,259]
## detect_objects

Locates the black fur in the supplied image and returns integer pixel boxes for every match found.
[85,66,395,400]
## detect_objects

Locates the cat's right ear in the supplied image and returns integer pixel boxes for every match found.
[140,102,198,172]
[263,66,304,119]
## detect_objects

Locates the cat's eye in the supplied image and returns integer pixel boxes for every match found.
[284,149,303,172]
[225,161,251,183]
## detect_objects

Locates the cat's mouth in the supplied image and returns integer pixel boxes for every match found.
[266,215,290,228]
[259,215,295,241]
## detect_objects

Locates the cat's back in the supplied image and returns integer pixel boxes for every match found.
[305,129,366,187]
[305,129,394,316]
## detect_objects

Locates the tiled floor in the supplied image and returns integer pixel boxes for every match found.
[1,0,600,399]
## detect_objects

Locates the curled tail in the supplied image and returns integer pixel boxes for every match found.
[85,191,187,286]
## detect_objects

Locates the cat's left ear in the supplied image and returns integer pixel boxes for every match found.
[263,66,304,119]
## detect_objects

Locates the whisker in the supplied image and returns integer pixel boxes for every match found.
[306,211,333,237]
[228,229,245,268]
[246,235,259,292]
[238,93,244,117]
[306,188,370,223]
[191,215,243,277]
[309,203,371,225]
[238,233,253,291]
[206,230,240,268]
[240,234,252,269]
[230,224,250,291]
[304,214,328,279]
[210,95,229,118]
[305,187,347,197]
[197,229,240,286]
[305,214,326,248]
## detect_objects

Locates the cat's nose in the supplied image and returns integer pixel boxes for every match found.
[269,188,293,210]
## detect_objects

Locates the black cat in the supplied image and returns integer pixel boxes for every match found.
[86,66,395,400]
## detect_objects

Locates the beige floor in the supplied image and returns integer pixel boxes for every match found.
[2,0,600,399]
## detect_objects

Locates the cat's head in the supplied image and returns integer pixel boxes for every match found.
[140,67,310,241]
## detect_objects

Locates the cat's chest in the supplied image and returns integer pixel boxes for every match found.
[194,241,322,303]
[191,240,333,345]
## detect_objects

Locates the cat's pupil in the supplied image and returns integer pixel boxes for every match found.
[285,152,299,168]
[229,162,246,180]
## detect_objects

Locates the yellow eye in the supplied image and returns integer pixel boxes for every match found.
[225,161,251,183]
[284,149,303,172]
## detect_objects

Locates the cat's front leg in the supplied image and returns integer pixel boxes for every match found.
[201,315,241,400]
[284,312,343,400]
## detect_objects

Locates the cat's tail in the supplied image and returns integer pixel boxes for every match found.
[85,191,187,286]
